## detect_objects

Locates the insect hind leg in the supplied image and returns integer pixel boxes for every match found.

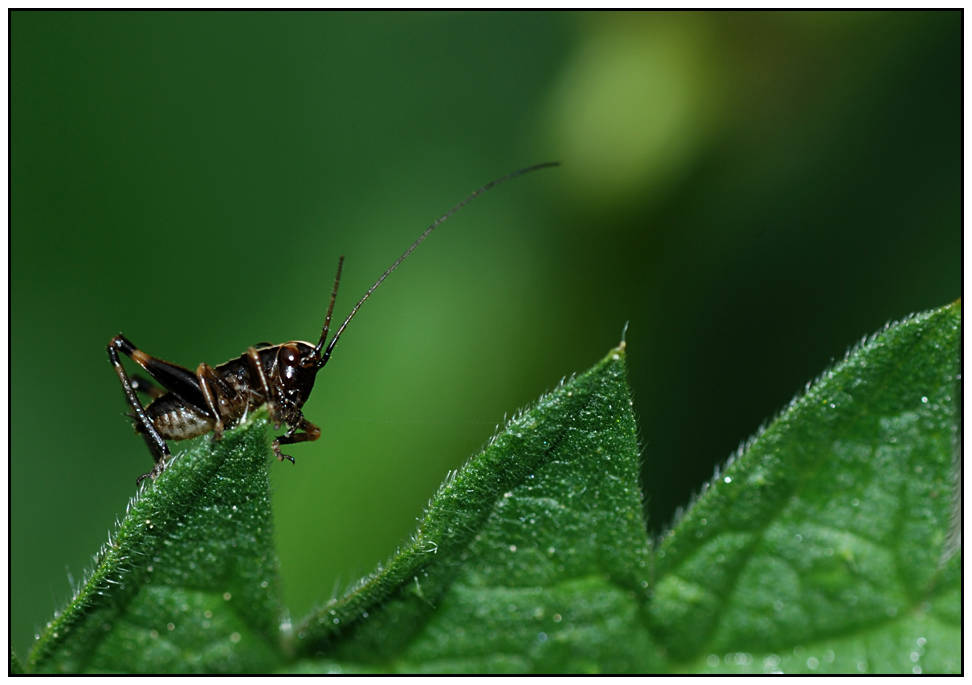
[109,335,171,483]
[131,374,165,400]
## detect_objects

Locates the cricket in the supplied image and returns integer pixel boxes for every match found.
[109,162,559,485]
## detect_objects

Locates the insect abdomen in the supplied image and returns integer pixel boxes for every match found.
[143,397,215,441]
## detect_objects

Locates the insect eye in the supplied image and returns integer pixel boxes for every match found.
[278,345,301,381]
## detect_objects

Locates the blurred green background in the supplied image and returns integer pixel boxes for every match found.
[11,12,960,659]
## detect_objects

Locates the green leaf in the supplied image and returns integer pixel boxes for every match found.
[22,301,959,673]
[652,301,961,674]
[26,416,285,674]
[287,302,959,673]
[290,343,660,673]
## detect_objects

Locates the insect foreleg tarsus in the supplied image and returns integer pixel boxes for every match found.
[272,414,321,465]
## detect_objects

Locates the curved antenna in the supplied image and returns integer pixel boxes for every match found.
[319,161,559,367]
[313,255,345,355]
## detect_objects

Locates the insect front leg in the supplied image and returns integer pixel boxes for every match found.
[273,415,321,465]
[108,336,171,484]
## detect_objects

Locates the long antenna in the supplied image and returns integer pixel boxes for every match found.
[313,255,345,355]
[318,161,559,367]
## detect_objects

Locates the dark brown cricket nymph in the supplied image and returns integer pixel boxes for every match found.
[108,163,558,485]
